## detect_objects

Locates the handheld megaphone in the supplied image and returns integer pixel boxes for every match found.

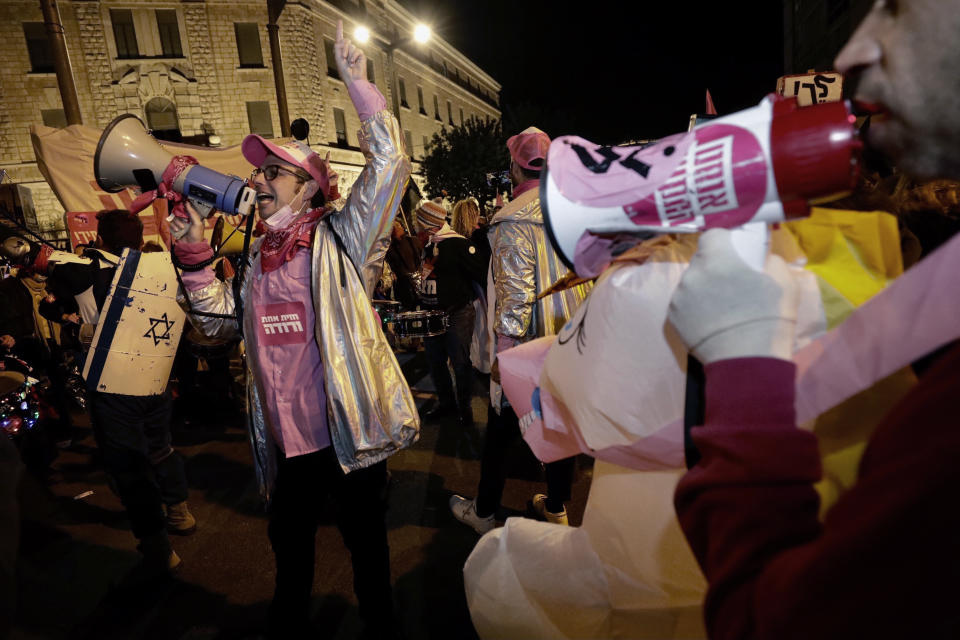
[94,115,256,221]
[541,94,861,275]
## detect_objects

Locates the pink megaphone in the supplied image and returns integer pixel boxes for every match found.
[541,94,861,275]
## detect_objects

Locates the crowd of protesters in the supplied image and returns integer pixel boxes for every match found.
[5,4,960,639]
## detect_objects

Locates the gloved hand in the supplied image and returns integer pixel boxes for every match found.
[668,228,799,364]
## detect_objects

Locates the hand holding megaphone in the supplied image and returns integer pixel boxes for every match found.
[168,201,207,244]
[94,115,256,239]
[668,227,799,364]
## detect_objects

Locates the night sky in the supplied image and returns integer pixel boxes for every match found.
[397,0,785,144]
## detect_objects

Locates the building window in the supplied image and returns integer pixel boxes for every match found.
[404,130,413,156]
[366,58,375,84]
[324,38,339,79]
[398,77,409,108]
[422,136,429,155]
[111,9,139,59]
[433,95,440,121]
[41,108,67,129]
[459,108,464,125]
[156,10,182,58]
[246,101,273,138]
[447,100,454,125]
[417,86,425,115]
[235,23,263,68]
[146,97,181,141]
[23,23,54,73]
[334,107,348,146]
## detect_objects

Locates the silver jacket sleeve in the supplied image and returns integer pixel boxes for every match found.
[175,270,243,343]
[491,221,538,339]
[330,110,412,297]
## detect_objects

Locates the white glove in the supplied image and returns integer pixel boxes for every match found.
[668,228,799,364]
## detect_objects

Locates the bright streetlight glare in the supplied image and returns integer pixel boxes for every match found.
[354,26,370,43]
[413,24,431,43]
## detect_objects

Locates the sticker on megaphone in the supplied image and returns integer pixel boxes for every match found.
[541,94,861,276]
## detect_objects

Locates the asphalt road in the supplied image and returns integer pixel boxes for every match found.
[11,351,593,640]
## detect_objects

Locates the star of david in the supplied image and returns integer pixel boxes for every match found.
[144,313,175,346]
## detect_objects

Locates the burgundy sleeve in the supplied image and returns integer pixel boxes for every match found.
[675,357,960,639]
[675,358,822,639]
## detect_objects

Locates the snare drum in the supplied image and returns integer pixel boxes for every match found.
[394,310,448,338]
[371,299,401,326]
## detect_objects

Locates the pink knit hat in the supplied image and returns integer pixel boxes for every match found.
[507,127,551,170]
[242,135,330,196]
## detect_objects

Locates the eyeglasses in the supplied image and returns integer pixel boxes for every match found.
[250,165,311,182]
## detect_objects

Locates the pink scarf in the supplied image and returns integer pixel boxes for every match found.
[259,207,326,273]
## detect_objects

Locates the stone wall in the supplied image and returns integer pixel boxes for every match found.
[0,0,498,233]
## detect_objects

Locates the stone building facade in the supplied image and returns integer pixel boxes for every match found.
[1,0,501,240]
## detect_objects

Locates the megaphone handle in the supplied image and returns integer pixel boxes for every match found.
[684,221,770,469]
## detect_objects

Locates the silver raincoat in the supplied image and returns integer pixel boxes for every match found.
[486,187,591,408]
[179,110,419,505]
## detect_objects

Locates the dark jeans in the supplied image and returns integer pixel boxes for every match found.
[87,390,187,539]
[476,404,575,518]
[424,303,475,414]
[267,446,394,636]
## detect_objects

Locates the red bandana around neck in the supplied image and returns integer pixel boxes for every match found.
[259,207,326,273]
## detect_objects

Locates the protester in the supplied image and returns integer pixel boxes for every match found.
[668,2,960,637]
[0,268,59,364]
[414,199,488,425]
[170,20,416,639]
[450,127,590,533]
[40,209,196,585]
[452,198,493,373]
[385,218,423,309]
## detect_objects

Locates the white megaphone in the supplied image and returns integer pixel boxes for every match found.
[540,94,861,275]
[94,114,256,220]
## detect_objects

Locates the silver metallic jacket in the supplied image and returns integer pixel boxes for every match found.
[179,110,419,505]
[488,188,591,340]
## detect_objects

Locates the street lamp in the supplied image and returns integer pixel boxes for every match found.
[351,23,432,131]
[413,24,431,44]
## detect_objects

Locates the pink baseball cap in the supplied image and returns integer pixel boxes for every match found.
[507,127,551,170]
[242,135,329,195]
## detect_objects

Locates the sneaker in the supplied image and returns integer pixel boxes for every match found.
[532,494,569,525]
[119,532,181,589]
[449,495,495,534]
[165,501,197,535]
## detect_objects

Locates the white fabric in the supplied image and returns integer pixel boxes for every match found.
[464,462,707,639]
[539,232,824,455]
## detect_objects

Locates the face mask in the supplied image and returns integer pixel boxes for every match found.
[262,189,308,230]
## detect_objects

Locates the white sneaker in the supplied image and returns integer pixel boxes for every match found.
[449,494,495,534]
[532,494,569,525]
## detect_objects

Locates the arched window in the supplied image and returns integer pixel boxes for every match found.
[144,97,181,141]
